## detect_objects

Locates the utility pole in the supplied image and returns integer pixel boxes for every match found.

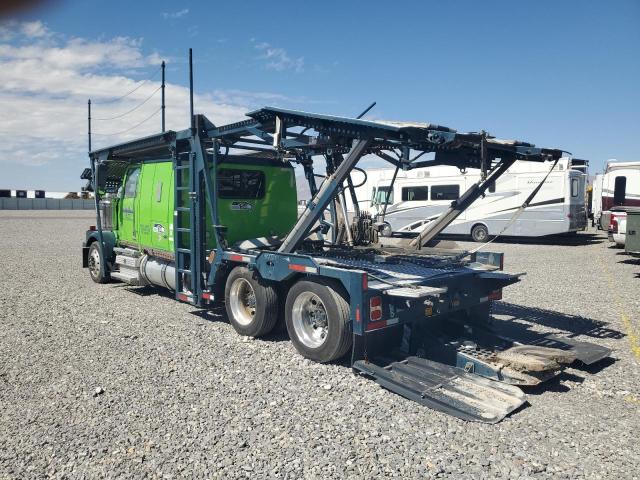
[161,60,166,132]
[87,99,92,152]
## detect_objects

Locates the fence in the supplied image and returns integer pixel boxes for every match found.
[0,198,94,210]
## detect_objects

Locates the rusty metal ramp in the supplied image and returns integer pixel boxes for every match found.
[353,356,526,423]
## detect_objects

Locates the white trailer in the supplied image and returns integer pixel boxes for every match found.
[351,158,587,241]
[591,173,603,228]
[600,161,640,211]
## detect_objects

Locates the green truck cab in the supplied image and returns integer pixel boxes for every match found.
[107,157,297,255]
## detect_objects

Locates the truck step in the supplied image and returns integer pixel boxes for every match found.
[111,268,145,286]
[115,254,142,268]
[113,247,142,257]
[354,356,526,424]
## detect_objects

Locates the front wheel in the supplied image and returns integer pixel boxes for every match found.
[87,242,110,284]
[224,266,279,337]
[471,224,489,243]
[285,279,352,363]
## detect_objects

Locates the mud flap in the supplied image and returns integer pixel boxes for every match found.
[353,356,526,424]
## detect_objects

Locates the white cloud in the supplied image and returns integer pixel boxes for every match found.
[0,22,256,182]
[0,36,160,71]
[162,9,189,19]
[254,41,304,73]
[20,20,49,38]
[0,20,50,41]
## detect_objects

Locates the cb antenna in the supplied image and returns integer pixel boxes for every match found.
[189,48,194,132]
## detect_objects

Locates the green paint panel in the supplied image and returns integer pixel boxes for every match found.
[115,159,297,253]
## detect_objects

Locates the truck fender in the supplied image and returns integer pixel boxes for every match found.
[82,230,116,269]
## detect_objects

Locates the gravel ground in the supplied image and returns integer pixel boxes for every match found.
[1,210,639,479]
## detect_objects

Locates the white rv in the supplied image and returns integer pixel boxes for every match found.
[353,158,587,241]
[594,161,640,229]
[591,173,603,227]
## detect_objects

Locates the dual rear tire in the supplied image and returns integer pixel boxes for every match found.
[224,267,351,363]
[224,267,279,337]
[284,279,352,363]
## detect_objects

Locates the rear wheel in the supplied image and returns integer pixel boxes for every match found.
[225,266,278,337]
[471,224,489,243]
[88,242,110,284]
[285,279,352,363]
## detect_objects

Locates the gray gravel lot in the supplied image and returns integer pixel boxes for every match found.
[1,210,639,479]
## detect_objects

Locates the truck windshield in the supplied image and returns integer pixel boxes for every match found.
[124,167,140,198]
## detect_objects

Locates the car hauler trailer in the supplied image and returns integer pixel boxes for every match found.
[83,101,611,423]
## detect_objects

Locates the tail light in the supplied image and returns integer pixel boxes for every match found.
[89,225,97,231]
[369,296,382,321]
[567,213,573,219]
[488,289,502,301]
[610,216,618,233]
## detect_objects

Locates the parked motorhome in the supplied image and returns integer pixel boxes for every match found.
[352,158,587,241]
[592,173,603,227]
[594,161,640,230]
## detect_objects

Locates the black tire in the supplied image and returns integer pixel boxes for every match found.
[285,278,352,363]
[272,284,289,335]
[224,266,279,337]
[87,242,110,284]
[471,224,489,243]
[379,222,393,237]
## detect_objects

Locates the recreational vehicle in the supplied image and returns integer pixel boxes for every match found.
[595,161,640,230]
[353,158,587,241]
[592,173,603,227]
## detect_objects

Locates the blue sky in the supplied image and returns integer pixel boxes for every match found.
[1,0,639,191]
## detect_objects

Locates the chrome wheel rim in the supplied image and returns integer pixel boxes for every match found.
[229,278,256,326]
[292,292,328,349]
[88,247,101,279]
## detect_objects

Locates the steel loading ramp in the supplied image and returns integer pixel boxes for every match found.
[420,317,613,386]
[353,356,526,423]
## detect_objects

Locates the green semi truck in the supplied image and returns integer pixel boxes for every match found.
[100,159,297,259]
[82,105,611,423]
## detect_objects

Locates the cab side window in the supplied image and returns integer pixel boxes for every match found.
[613,176,626,206]
[124,167,141,198]
[431,184,460,200]
[401,186,429,201]
[218,169,265,199]
[571,178,579,197]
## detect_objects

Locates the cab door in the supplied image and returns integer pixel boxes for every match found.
[149,162,173,252]
[120,166,141,244]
